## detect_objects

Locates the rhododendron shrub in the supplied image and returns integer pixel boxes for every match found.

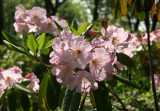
[1,4,140,111]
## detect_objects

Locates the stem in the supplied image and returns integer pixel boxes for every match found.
[107,88,127,111]
[34,55,53,68]
[146,14,159,111]
[79,93,88,111]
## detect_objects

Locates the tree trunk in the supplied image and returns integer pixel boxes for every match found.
[93,0,99,21]
[151,14,157,31]
[134,18,139,31]
[0,0,3,44]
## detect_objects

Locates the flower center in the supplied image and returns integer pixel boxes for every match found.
[74,49,82,56]
[6,76,11,81]
[33,14,38,19]
[112,37,118,45]
[92,59,99,67]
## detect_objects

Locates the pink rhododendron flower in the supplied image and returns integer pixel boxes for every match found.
[69,71,98,93]
[68,37,92,69]
[14,4,27,22]
[27,7,46,24]
[89,48,112,81]
[0,66,23,90]
[154,74,160,90]
[25,73,40,92]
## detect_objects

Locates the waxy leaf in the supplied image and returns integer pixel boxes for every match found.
[27,34,38,54]
[113,75,140,89]
[151,1,155,20]
[157,2,160,22]
[72,20,78,30]
[90,90,96,108]
[39,73,49,100]
[77,22,88,35]
[22,30,27,48]
[62,87,74,111]
[3,40,28,55]
[15,84,33,94]
[54,20,63,31]
[45,38,55,49]
[116,53,135,68]
[37,33,46,51]
[2,30,24,49]
[93,82,112,111]
[69,91,81,111]
[120,0,128,16]
[21,93,31,111]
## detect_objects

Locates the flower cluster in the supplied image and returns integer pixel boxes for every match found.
[0,66,39,94]
[14,4,67,37]
[49,25,132,93]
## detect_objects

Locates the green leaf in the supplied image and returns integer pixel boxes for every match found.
[107,79,117,88]
[54,20,63,31]
[45,38,55,49]
[93,82,112,111]
[116,53,135,68]
[2,30,25,49]
[8,91,17,111]
[27,34,38,54]
[82,24,93,35]
[113,75,140,89]
[72,20,78,30]
[46,74,61,110]
[3,40,28,55]
[21,93,31,111]
[77,22,88,35]
[15,84,33,94]
[138,11,146,21]
[69,91,81,111]
[37,33,46,51]
[70,27,78,35]
[62,87,74,111]
[22,30,27,48]
[39,73,49,100]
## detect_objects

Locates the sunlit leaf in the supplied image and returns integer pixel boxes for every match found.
[15,84,33,94]
[120,0,128,16]
[77,22,88,35]
[2,30,25,49]
[151,0,155,20]
[72,20,78,30]
[157,2,160,22]
[37,33,46,51]
[27,34,38,54]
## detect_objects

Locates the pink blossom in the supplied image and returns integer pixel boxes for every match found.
[0,66,23,90]
[27,7,46,24]
[154,74,160,90]
[14,4,27,22]
[69,37,92,69]
[91,38,105,48]
[89,48,112,81]
[126,105,131,109]
[69,71,98,93]
[25,73,40,92]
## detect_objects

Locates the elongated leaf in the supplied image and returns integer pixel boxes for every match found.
[22,30,27,47]
[15,84,33,94]
[39,73,49,99]
[113,75,140,89]
[2,30,24,48]
[8,91,17,111]
[82,24,93,35]
[120,0,128,16]
[45,38,55,49]
[46,74,61,110]
[116,53,135,68]
[77,22,88,35]
[27,34,38,54]
[62,87,74,111]
[93,82,112,111]
[157,2,160,22]
[70,27,78,35]
[114,0,121,19]
[54,20,63,31]
[69,91,81,111]
[90,90,96,108]
[37,33,46,51]
[21,93,30,111]
[3,40,28,55]
[72,20,78,30]
[151,1,155,20]
[138,11,146,21]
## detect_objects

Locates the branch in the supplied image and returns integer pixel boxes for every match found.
[146,13,159,111]
[79,93,88,111]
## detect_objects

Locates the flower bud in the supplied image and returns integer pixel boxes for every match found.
[102,20,107,29]
[87,30,99,36]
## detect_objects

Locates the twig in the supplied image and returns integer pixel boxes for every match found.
[107,88,127,111]
[79,93,88,111]
[34,55,53,68]
[146,14,159,111]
